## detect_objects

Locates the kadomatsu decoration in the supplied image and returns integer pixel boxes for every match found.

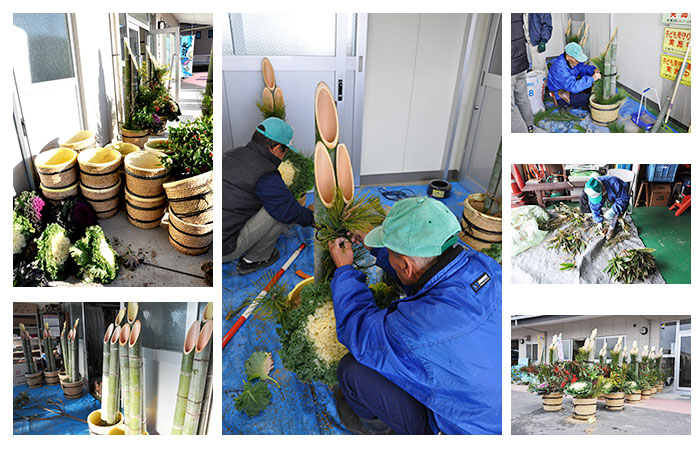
[256,57,286,120]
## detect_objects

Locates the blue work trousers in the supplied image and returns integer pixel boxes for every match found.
[337,354,435,435]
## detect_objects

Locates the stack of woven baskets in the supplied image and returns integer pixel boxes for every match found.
[60,130,96,152]
[163,171,213,256]
[34,148,79,201]
[124,151,169,229]
[77,148,122,219]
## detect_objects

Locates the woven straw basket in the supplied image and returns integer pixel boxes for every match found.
[167,206,212,256]
[125,189,167,229]
[163,171,213,224]
[78,148,122,189]
[41,181,79,201]
[59,130,96,152]
[124,151,168,198]
[121,128,149,148]
[81,179,121,219]
[35,148,78,189]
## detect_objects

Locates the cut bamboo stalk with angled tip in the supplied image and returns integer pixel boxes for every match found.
[273,87,284,109]
[128,320,146,435]
[101,323,114,420]
[262,87,274,109]
[335,143,354,204]
[127,302,138,324]
[106,325,121,425]
[115,308,126,326]
[202,302,213,323]
[314,141,337,208]
[119,323,131,432]
[172,320,200,435]
[262,57,276,89]
[314,82,340,151]
[70,328,80,383]
[182,320,213,435]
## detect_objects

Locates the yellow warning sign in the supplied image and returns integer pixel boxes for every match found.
[660,54,691,86]
[663,27,691,57]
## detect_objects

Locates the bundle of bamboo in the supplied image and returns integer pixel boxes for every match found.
[172,302,214,435]
[42,323,59,384]
[62,319,84,399]
[19,323,42,388]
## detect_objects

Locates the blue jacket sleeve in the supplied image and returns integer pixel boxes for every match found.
[609,179,631,216]
[590,202,604,223]
[575,63,597,77]
[533,13,553,43]
[255,173,314,227]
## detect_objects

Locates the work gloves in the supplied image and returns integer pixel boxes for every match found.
[604,209,617,220]
[538,42,546,53]
[596,222,605,233]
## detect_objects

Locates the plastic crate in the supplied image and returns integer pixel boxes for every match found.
[646,164,678,182]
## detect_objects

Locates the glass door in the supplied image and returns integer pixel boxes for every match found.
[147,27,181,103]
[678,331,691,390]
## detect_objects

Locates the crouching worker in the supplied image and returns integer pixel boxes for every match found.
[581,175,630,240]
[547,42,601,109]
[222,118,313,274]
[327,197,502,435]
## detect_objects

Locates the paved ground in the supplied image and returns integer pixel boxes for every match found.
[511,386,691,435]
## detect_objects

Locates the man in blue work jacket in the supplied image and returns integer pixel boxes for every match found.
[222,118,314,273]
[547,42,601,109]
[580,175,630,240]
[327,197,502,435]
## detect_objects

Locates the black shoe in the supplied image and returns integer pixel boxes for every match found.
[335,389,394,435]
[528,125,534,133]
[236,248,280,275]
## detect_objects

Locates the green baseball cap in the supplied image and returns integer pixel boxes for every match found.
[584,177,603,204]
[364,197,460,257]
[257,117,297,151]
[565,42,588,62]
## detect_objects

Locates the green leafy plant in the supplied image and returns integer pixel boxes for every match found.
[481,243,502,263]
[534,107,583,126]
[35,223,71,281]
[280,149,314,199]
[235,381,272,417]
[245,351,280,388]
[161,115,214,180]
[13,191,46,232]
[607,121,626,133]
[13,260,49,287]
[256,100,286,121]
[604,248,657,284]
[590,53,628,106]
[69,225,120,284]
[13,212,35,257]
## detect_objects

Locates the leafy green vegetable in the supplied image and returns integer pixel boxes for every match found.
[35,224,71,281]
[245,352,280,388]
[14,191,46,232]
[50,197,98,241]
[234,381,272,417]
[281,149,314,199]
[13,212,35,256]
[70,225,120,284]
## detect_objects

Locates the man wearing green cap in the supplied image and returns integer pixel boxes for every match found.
[327,197,502,435]
[547,42,601,109]
[222,117,314,273]
[581,175,630,239]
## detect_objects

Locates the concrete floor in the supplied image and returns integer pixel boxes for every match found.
[511,386,691,435]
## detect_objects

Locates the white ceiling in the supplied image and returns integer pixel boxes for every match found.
[172,13,213,26]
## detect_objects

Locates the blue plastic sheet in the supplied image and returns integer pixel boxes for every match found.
[536,97,682,133]
[222,183,473,434]
[13,383,99,435]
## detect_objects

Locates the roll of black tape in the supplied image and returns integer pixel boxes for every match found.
[428,179,452,199]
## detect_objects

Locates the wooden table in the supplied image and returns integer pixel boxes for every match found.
[520,181,587,208]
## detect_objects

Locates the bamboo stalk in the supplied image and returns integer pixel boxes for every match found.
[197,346,214,435]
[128,320,145,435]
[115,307,126,327]
[107,325,121,425]
[123,38,133,127]
[70,328,80,383]
[565,18,572,36]
[58,328,67,373]
[182,320,213,435]
[45,325,56,372]
[171,320,200,435]
[581,24,590,47]
[128,302,139,325]
[119,324,131,433]
[202,302,213,323]
[19,324,33,374]
[63,325,72,380]
[576,21,585,38]
[101,323,114,420]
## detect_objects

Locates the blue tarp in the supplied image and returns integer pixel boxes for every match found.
[536,96,682,133]
[222,183,473,434]
[13,383,98,435]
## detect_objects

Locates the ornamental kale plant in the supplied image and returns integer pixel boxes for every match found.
[14,191,46,232]
[13,212,35,257]
[50,197,99,241]
[161,115,213,180]
[35,224,72,281]
[69,225,120,284]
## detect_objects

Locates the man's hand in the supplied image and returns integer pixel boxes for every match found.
[592,72,602,81]
[328,238,354,268]
[604,209,616,220]
[346,230,369,248]
[596,222,605,232]
[537,42,546,53]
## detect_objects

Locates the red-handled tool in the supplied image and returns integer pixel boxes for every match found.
[222,242,307,349]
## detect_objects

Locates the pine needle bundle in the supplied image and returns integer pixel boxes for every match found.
[590,52,628,106]
[281,149,314,199]
[225,272,290,326]
[534,108,583,126]
[567,34,582,44]
[604,248,656,284]
[607,121,626,133]
[256,101,286,121]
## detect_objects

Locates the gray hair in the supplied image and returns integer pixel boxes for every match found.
[408,255,439,271]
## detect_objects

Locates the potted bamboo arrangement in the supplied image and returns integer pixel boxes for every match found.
[589,28,627,126]
[88,308,126,435]
[654,349,665,392]
[120,39,151,148]
[624,341,642,403]
[140,49,181,136]
[562,328,604,421]
[19,323,43,388]
[639,345,654,400]
[257,57,286,120]
[527,335,566,411]
[62,319,84,399]
[41,322,60,385]
[601,337,626,411]
[172,302,214,435]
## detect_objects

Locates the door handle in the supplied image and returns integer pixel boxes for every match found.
[337,79,344,101]
[474,105,480,110]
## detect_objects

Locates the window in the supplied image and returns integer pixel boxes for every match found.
[526,343,539,363]
[594,335,626,361]
[208,29,213,39]
[13,13,75,83]
[660,321,677,354]
[138,302,187,352]
[196,31,201,39]
[561,339,573,361]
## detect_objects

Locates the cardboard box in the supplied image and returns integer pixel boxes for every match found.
[13,303,37,315]
[650,183,672,206]
[13,362,27,386]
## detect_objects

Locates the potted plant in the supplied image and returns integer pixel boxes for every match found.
[41,322,60,385]
[624,341,642,403]
[139,56,181,136]
[19,323,43,388]
[655,349,665,392]
[527,335,566,411]
[161,115,214,226]
[562,328,604,421]
[589,29,628,126]
[600,337,626,411]
[639,345,655,400]
[62,319,84,399]
[120,40,152,148]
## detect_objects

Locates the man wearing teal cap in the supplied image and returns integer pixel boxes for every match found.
[580,175,630,240]
[547,42,601,109]
[327,197,502,435]
[222,117,314,273]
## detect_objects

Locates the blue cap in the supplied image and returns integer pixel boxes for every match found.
[257,117,297,152]
[565,42,588,63]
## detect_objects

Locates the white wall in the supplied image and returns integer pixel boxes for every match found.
[360,13,468,177]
